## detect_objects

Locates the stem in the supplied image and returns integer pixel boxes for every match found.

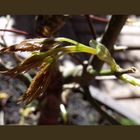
[38,45,96,57]
[58,45,96,55]
[89,67,136,76]
[54,37,97,54]
[55,37,78,45]
[85,14,97,65]
[119,74,140,86]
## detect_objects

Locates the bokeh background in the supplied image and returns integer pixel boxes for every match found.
[0,15,140,125]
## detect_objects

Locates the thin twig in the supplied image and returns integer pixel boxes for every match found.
[0,29,30,36]
[85,15,97,39]
[115,96,140,100]
[0,15,11,47]
[69,54,84,65]
[95,72,140,80]
[89,15,109,23]
[82,86,121,124]
[89,86,140,124]
[114,46,140,51]
[0,111,4,125]
[95,75,116,80]
[85,14,97,65]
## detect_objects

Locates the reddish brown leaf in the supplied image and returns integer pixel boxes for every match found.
[18,61,54,105]
[0,53,50,76]
[0,38,61,52]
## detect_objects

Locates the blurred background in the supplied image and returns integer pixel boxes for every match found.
[0,15,140,125]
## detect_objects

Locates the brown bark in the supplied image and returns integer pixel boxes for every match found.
[38,64,63,125]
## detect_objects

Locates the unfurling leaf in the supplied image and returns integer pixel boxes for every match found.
[18,58,54,105]
[0,53,50,76]
[0,38,61,52]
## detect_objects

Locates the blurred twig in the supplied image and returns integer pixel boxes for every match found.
[0,29,30,36]
[85,14,97,65]
[114,46,140,51]
[0,15,11,47]
[81,15,130,124]
[89,86,140,124]
[82,86,120,124]
[89,15,109,23]
[0,111,4,125]
[115,96,140,100]
[85,15,97,39]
